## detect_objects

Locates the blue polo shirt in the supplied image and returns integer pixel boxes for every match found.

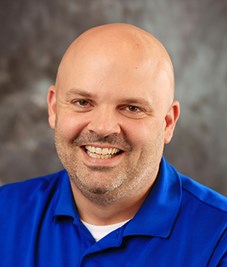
[0,158,226,266]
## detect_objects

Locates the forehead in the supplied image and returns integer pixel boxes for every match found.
[60,68,170,115]
[56,28,173,108]
[59,43,167,87]
[58,61,171,113]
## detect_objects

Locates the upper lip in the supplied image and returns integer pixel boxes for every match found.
[81,143,124,150]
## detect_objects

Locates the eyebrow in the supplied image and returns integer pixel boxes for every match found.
[121,98,153,108]
[65,88,154,110]
[65,88,95,100]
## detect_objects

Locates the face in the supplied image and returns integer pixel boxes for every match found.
[48,39,179,205]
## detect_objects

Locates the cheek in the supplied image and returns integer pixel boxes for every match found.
[126,119,164,146]
[56,112,87,141]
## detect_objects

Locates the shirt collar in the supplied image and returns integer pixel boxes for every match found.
[53,157,182,238]
[124,157,182,238]
[53,170,79,222]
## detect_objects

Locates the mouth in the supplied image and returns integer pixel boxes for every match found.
[82,145,123,159]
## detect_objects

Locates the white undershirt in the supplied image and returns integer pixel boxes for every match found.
[81,219,130,242]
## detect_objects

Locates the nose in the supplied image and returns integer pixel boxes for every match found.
[87,106,121,137]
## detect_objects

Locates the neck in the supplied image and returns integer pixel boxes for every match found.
[70,182,150,226]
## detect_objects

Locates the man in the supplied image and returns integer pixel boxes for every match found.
[0,23,226,266]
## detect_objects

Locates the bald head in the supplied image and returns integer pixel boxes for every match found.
[55,24,174,115]
[55,23,174,102]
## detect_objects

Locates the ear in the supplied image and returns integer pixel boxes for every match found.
[164,100,180,144]
[47,85,57,129]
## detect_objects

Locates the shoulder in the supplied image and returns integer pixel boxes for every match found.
[180,173,227,215]
[163,159,227,226]
[0,170,67,204]
[163,159,227,213]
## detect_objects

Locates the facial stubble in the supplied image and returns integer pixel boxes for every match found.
[55,129,164,206]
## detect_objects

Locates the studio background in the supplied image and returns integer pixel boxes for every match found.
[0,0,227,196]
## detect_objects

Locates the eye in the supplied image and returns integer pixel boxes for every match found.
[76,99,90,106]
[71,99,91,107]
[70,98,93,112]
[126,105,142,113]
[119,104,148,119]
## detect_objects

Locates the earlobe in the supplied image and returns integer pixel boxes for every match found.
[47,85,57,129]
[164,101,180,144]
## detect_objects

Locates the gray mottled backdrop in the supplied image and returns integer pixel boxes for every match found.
[0,0,227,195]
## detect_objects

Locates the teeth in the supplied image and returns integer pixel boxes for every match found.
[85,146,120,159]
[86,151,114,159]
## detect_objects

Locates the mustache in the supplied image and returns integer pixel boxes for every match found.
[73,132,132,151]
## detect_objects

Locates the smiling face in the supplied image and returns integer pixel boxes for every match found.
[48,24,180,206]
